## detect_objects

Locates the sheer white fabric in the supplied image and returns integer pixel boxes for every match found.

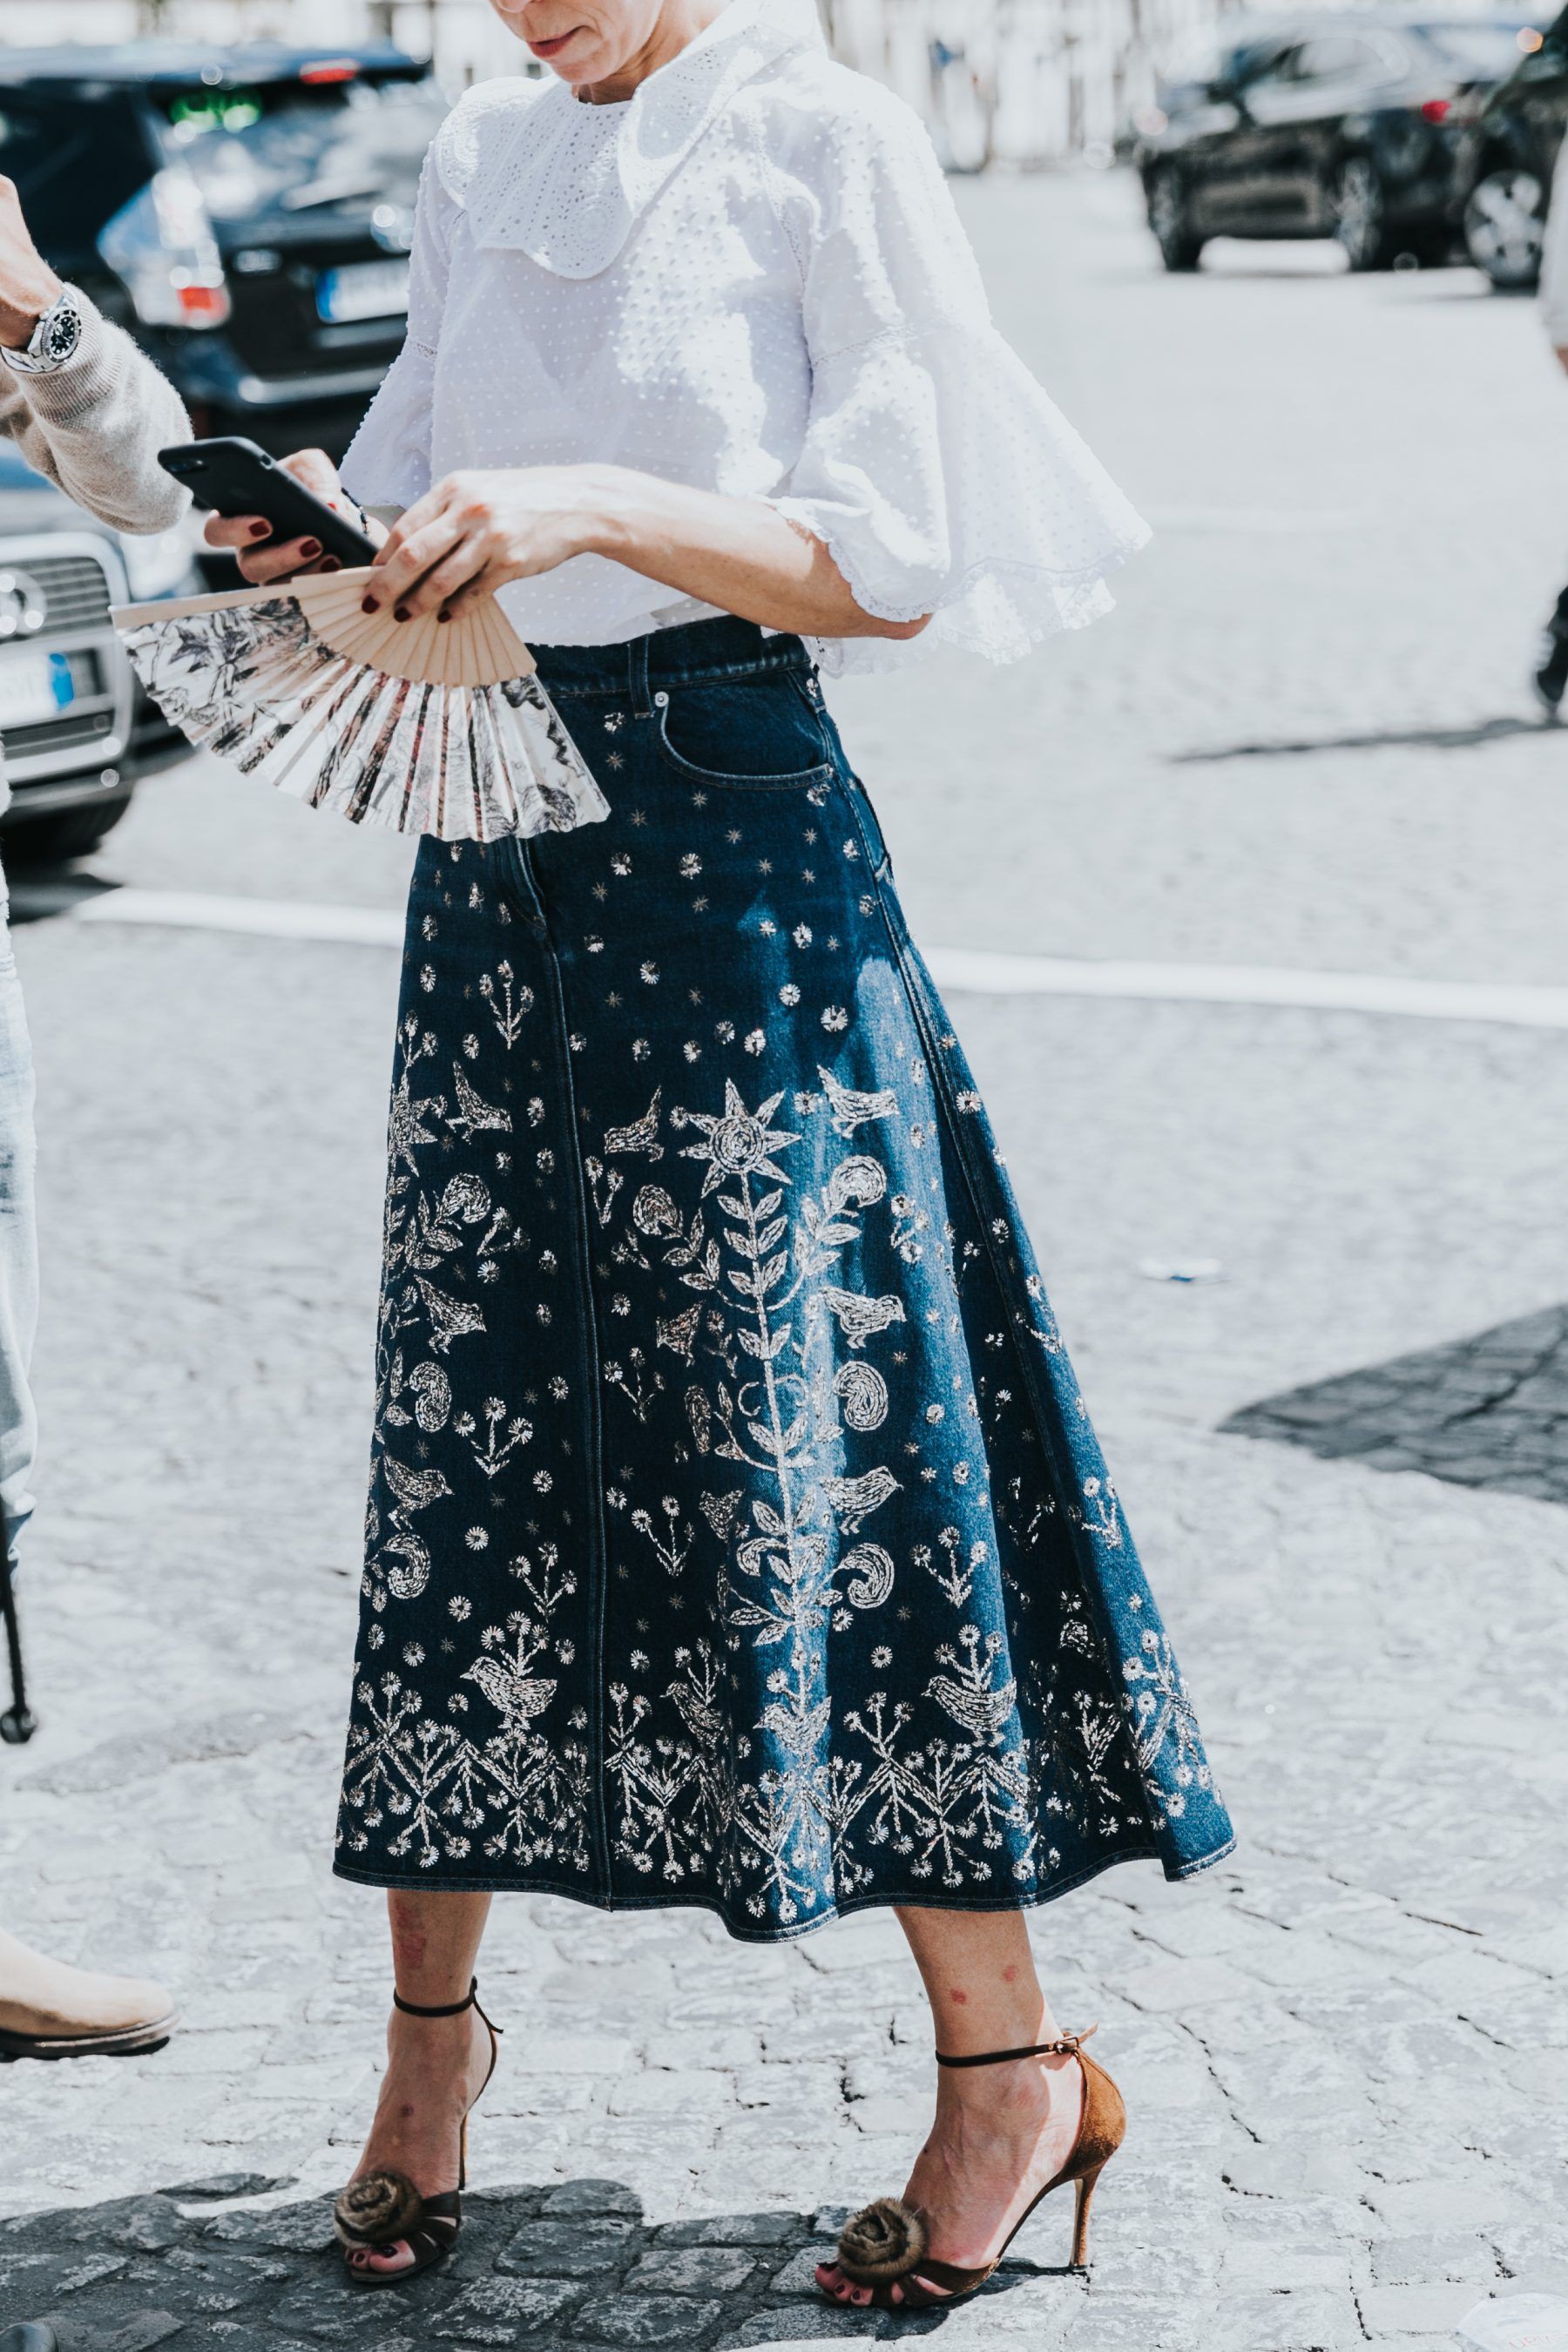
[342,0,1147,672]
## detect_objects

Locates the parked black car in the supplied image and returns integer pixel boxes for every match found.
[0,43,447,460]
[1137,12,1538,273]
[0,443,204,862]
[1455,5,1568,287]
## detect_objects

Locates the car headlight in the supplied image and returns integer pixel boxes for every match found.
[117,516,206,602]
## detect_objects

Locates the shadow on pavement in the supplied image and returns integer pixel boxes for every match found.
[0,2173,1069,2345]
[1171,713,1550,763]
[1225,1300,1568,1505]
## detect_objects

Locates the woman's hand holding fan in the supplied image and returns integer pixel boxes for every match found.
[114,451,606,845]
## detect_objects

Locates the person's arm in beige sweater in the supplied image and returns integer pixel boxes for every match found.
[0,175,192,534]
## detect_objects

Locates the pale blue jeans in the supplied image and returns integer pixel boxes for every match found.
[0,885,38,1572]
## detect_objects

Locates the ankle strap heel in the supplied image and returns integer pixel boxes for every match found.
[828,2024,1125,2310]
[334,1977,504,2289]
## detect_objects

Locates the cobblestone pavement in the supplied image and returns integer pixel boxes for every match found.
[1227,1302,1568,1504]
[3,173,1568,2352]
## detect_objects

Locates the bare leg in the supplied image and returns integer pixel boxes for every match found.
[816,1908,1085,2308]
[342,1890,494,2278]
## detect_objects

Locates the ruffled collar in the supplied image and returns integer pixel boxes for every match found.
[459,0,824,279]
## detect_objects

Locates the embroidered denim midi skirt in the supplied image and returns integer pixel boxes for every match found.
[335,617,1235,1936]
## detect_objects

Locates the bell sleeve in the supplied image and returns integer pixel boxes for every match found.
[769,98,1150,674]
[340,152,450,515]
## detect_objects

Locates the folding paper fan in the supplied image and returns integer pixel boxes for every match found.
[112,566,608,842]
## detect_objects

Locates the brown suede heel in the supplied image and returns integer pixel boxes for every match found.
[828,2025,1126,2313]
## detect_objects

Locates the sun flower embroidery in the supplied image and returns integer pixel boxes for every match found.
[677,1081,801,1198]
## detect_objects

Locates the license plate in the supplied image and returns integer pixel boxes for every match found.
[315,260,410,324]
[0,650,77,729]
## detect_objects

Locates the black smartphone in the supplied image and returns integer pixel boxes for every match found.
[158,436,378,567]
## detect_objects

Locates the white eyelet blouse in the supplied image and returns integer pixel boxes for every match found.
[341,0,1150,674]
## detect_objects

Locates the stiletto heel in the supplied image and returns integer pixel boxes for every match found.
[826,2026,1125,2313]
[1070,2159,1105,2268]
[334,1977,502,2288]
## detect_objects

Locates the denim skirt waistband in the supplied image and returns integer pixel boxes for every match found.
[528,616,812,704]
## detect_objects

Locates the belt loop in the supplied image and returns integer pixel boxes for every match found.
[628,631,653,721]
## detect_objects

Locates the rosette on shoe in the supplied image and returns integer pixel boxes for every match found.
[835,2196,928,2285]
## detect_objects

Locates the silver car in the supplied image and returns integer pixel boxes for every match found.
[0,442,202,863]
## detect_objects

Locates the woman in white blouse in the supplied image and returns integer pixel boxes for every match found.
[218,0,1233,2312]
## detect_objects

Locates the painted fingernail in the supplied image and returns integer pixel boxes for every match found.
[300,538,321,559]
[362,597,379,614]
[393,606,410,623]
[248,519,271,539]
[321,557,341,572]
[436,610,451,624]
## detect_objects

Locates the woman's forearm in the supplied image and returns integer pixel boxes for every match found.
[583,465,929,642]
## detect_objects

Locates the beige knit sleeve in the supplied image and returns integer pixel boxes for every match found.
[0,294,193,534]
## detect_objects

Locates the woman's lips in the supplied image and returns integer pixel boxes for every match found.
[527,28,579,57]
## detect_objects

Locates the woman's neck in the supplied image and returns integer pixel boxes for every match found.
[573,0,727,103]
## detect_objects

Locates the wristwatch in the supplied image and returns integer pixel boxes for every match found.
[3,286,86,377]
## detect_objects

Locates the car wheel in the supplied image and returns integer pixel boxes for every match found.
[1463,167,1545,289]
[3,793,133,865]
[1148,170,1204,272]
[1330,157,1391,271]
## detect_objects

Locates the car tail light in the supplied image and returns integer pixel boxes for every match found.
[97,167,233,332]
[1420,97,1452,124]
[300,58,359,83]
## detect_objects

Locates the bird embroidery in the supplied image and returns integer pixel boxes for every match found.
[817,1065,899,1139]
[449,1064,513,1140]
[656,1302,701,1361]
[463,1654,558,1730]
[924,1670,1018,1746]
[759,1694,832,1761]
[377,1456,454,1600]
[415,1277,486,1355]
[666,1678,724,1745]
[605,1089,664,1159]
[821,1465,901,1533]
[700,1488,743,1538]
[382,1456,453,1517]
[815,1286,906,1348]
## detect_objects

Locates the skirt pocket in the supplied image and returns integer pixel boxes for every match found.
[652,672,836,790]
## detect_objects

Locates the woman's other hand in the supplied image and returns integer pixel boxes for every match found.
[364,468,607,621]
[203,448,385,583]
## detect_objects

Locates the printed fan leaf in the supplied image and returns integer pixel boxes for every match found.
[116,582,610,845]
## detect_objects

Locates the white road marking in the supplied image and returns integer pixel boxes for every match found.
[24,887,405,950]
[929,947,1568,1031]
[17,884,1568,1033]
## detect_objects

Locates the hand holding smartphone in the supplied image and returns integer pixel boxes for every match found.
[160,436,380,575]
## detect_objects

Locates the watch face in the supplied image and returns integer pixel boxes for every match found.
[39,300,81,363]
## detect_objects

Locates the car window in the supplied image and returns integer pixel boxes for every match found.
[152,69,447,221]
[1293,35,1389,82]
[1416,22,1545,78]
[1237,44,1301,91]
[0,86,148,253]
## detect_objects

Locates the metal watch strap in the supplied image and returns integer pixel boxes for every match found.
[3,286,85,377]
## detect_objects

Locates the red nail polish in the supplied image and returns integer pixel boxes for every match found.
[249,520,270,538]
[362,598,379,614]
[321,557,341,572]
[436,611,451,625]
[300,538,321,559]
[394,606,410,623]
